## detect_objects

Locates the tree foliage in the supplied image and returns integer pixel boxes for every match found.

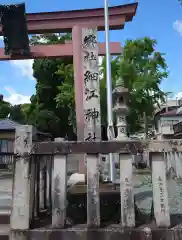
[0,99,11,119]
[0,99,30,124]
[100,37,168,135]
[27,34,76,138]
[9,104,29,124]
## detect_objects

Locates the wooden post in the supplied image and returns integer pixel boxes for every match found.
[87,154,100,227]
[10,125,33,240]
[52,153,67,228]
[151,152,170,227]
[119,153,135,227]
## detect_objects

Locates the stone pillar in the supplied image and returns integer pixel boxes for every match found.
[151,152,170,227]
[72,27,101,173]
[11,125,34,239]
[82,28,101,142]
[82,28,101,169]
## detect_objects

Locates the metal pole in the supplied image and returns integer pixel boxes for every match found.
[104,0,115,183]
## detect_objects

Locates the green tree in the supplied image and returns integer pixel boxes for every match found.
[100,37,168,135]
[28,33,76,138]
[0,98,11,119]
[10,104,29,124]
[55,62,75,133]
[20,103,30,121]
[0,94,30,123]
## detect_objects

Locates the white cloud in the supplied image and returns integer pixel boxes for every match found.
[10,59,34,80]
[173,20,182,35]
[173,92,182,100]
[3,86,30,105]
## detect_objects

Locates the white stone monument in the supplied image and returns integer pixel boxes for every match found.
[82,28,101,142]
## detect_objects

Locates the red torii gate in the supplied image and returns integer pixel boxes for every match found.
[0,3,138,60]
[0,3,137,171]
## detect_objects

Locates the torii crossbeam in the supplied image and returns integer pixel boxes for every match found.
[0,42,121,60]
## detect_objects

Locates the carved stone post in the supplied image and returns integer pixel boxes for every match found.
[11,125,33,240]
[82,28,101,141]
[119,153,135,227]
[72,27,101,173]
[82,28,101,169]
[151,152,170,227]
[52,138,67,228]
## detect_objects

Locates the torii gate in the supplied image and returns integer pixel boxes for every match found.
[0,2,138,172]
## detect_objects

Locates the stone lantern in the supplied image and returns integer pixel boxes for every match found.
[113,77,129,140]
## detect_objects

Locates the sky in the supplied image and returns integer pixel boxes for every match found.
[0,0,182,105]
